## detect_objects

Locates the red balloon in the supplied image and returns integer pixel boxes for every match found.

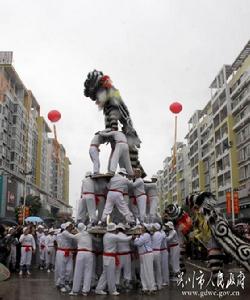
[169,102,182,114]
[48,110,61,122]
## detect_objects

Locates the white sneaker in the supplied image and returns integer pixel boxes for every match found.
[110,291,120,296]
[27,271,31,275]
[19,270,23,276]
[95,290,107,295]
[162,282,169,286]
[47,269,51,273]
[69,291,78,296]
[60,287,67,293]
[81,292,88,296]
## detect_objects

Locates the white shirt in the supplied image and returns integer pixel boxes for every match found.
[151,231,165,250]
[134,232,152,254]
[117,232,131,253]
[59,230,75,249]
[36,232,44,245]
[81,177,95,194]
[103,232,132,253]
[19,234,36,250]
[145,182,158,197]
[99,130,127,143]
[45,234,55,249]
[72,231,93,251]
[133,178,145,197]
[108,174,130,193]
[90,133,104,146]
[166,229,179,245]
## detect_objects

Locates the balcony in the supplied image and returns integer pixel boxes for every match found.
[233,110,250,132]
[232,94,250,115]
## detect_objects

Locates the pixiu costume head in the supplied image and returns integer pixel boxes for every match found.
[83,70,147,177]
[186,192,250,275]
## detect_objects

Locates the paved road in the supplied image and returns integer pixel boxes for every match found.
[0,262,249,300]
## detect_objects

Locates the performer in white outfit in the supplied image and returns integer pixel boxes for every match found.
[54,224,65,286]
[115,223,132,288]
[19,227,36,275]
[133,169,147,222]
[69,223,94,296]
[56,222,76,292]
[151,223,165,290]
[99,129,134,176]
[101,169,134,225]
[45,228,56,272]
[145,175,159,222]
[77,172,97,225]
[36,225,45,270]
[160,226,169,286]
[134,224,155,293]
[165,221,180,281]
[95,223,132,296]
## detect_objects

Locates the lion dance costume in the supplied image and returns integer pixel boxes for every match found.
[84,70,146,177]
[186,192,250,281]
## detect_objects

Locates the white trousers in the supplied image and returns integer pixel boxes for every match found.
[56,250,73,286]
[115,254,131,284]
[139,252,155,291]
[136,195,147,222]
[20,247,33,268]
[85,195,97,222]
[96,257,117,294]
[169,245,180,274]
[46,247,56,267]
[149,196,159,220]
[72,252,94,293]
[39,247,46,261]
[78,195,97,223]
[89,146,100,174]
[109,143,134,176]
[77,198,87,223]
[161,249,169,284]
[153,251,162,289]
[101,191,133,223]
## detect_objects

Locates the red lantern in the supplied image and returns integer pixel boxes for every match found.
[48,110,61,123]
[169,102,182,114]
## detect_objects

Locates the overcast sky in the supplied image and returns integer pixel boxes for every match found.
[1,0,250,212]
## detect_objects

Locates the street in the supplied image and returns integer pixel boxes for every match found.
[0,262,249,300]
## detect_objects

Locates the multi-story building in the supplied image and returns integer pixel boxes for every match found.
[230,41,250,217]
[160,142,190,207]
[159,40,250,219]
[0,52,71,218]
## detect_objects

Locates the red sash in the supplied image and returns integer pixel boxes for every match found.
[22,245,32,252]
[103,252,120,266]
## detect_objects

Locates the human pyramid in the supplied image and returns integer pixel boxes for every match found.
[77,70,160,227]
[53,71,181,296]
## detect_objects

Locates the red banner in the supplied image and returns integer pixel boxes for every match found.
[233,192,239,214]
[226,192,231,214]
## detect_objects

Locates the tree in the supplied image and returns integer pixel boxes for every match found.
[20,195,42,216]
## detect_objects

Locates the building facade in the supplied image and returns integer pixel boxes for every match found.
[158,40,250,220]
[0,52,72,218]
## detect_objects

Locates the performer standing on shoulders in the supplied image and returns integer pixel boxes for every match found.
[132,169,147,222]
